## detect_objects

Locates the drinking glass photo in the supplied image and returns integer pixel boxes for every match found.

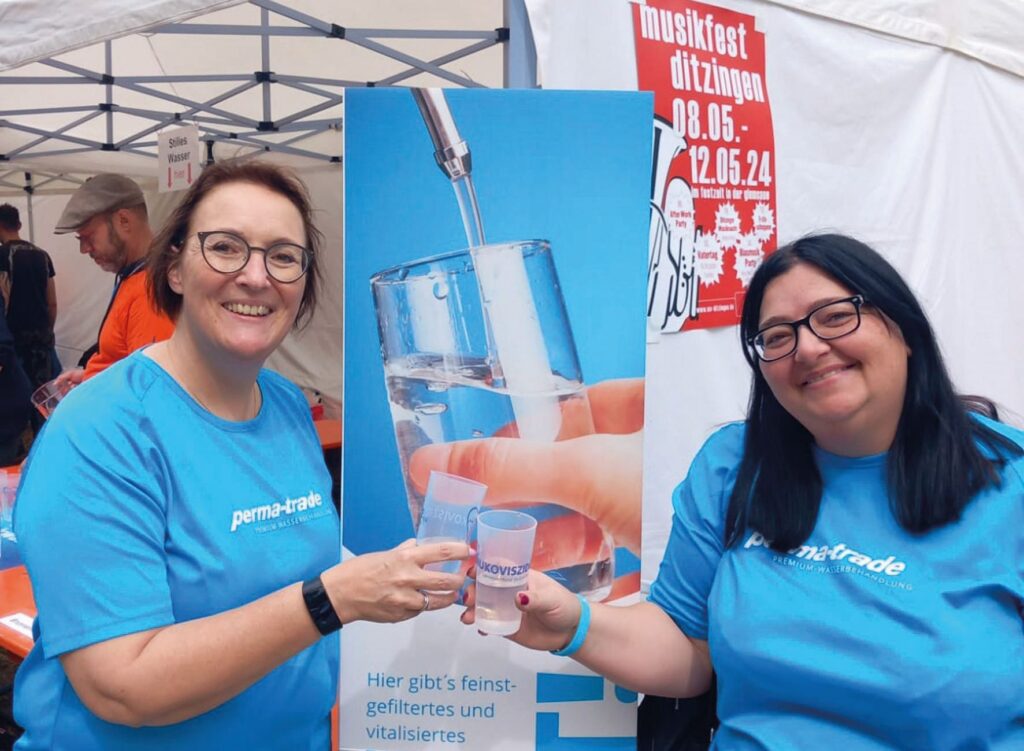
[371,240,615,600]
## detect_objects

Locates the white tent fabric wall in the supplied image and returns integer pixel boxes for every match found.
[523,0,1024,587]
[0,0,506,401]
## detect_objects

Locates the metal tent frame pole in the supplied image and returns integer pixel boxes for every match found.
[503,0,538,88]
[0,0,517,167]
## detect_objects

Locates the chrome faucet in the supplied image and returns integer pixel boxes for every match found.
[412,88,472,181]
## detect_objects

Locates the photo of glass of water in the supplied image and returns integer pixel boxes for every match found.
[371,240,615,601]
[417,470,486,577]
[475,509,536,636]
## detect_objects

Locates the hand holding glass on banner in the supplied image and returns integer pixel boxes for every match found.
[411,378,644,559]
[372,240,617,602]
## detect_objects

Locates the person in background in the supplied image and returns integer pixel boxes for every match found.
[0,204,58,391]
[465,233,1024,750]
[13,160,469,749]
[52,174,174,385]
[0,301,32,465]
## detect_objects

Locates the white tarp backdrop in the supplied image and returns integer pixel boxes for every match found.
[0,0,507,400]
[523,0,1024,586]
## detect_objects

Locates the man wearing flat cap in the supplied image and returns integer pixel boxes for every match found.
[55,174,174,384]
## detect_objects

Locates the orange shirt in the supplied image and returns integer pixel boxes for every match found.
[82,272,174,380]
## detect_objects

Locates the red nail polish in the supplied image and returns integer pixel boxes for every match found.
[518,594,529,606]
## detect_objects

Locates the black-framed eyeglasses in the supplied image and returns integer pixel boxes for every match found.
[196,230,310,284]
[748,295,865,362]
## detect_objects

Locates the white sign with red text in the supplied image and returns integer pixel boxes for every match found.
[157,124,201,193]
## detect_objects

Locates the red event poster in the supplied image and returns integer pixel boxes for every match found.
[635,0,777,332]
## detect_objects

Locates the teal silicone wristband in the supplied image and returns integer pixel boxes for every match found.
[550,594,591,657]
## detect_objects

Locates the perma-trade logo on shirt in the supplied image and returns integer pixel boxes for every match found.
[743,531,907,576]
[230,490,324,532]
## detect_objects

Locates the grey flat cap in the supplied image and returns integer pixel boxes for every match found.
[54,174,146,234]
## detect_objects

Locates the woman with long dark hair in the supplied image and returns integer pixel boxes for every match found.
[468,234,1024,749]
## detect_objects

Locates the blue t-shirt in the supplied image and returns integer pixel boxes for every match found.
[650,419,1024,750]
[12,351,340,750]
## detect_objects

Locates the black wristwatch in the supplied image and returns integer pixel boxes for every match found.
[302,575,342,635]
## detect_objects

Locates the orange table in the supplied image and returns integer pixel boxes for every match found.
[315,419,342,451]
[0,566,35,658]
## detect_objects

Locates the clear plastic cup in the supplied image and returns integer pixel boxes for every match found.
[475,509,537,636]
[30,376,73,418]
[417,470,486,575]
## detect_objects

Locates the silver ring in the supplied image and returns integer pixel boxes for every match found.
[420,591,430,612]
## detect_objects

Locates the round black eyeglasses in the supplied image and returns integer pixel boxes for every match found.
[197,230,310,283]
[748,295,865,362]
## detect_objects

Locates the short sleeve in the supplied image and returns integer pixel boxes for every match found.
[14,399,174,658]
[45,252,55,278]
[648,423,744,640]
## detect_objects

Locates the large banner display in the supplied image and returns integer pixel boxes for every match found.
[342,88,651,750]
[635,0,778,332]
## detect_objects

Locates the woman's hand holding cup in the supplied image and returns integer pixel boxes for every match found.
[322,539,471,625]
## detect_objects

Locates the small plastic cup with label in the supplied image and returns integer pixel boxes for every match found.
[475,509,537,636]
[417,471,486,576]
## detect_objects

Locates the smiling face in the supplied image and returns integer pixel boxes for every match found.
[757,262,910,456]
[167,180,307,368]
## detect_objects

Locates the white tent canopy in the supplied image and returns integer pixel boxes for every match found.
[0,0,508,399]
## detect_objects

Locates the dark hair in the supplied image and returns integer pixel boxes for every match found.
[0,204,20,231]
[147,160,321,327]
[726,233,1021,550]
